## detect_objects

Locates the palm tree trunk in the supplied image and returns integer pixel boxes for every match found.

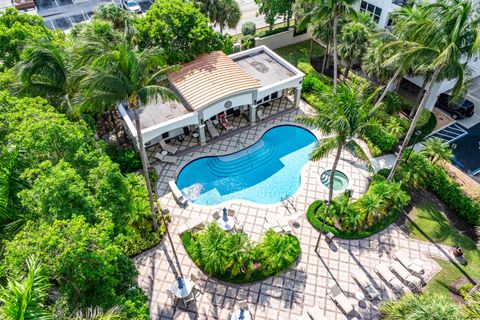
[332,16,338,93]
[387,67,441,181]
[133,107,159,231]
[310,38,314,58]
[374,68,402,107]
[315,144,343,250]
[322,42,330,74]
[409,81,428,118]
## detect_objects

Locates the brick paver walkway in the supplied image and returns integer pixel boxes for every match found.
[135,99,454,320]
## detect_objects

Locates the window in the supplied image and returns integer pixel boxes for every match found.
[360,1,382,23]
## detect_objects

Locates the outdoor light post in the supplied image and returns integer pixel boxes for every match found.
[404,130,422,164]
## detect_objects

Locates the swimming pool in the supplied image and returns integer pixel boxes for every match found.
[176,125,317,205]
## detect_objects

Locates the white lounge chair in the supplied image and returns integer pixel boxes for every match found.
[390,261,422,291]
[375,263,404,293]
[351,270,381,300]
[155,152,177,164]
[276,215,293,233]
[176,224,189,235]
[168,180,188,207]
[159,139,178,154]
[257,108,266,120]
[265,213,283,233]
[329,285,354,316]
[393,250,425,276]
[205,120,219,138]
[296,314,311,320]
[306,306,323,320]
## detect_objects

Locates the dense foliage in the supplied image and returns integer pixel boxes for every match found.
[241,21,256,36]
[394,153,480,225]
[182,223,300,283]
[135,0,223,64]
[307,175,410,238]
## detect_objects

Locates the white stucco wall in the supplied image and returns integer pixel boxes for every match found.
[199,91,256,121]
[254,28,310,50]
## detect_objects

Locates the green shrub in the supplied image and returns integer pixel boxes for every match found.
[459,283,475,300]
[416,108,432,129]
[302,73,329,93]
[241,35,255,49]
[105,144,142,174]
[399,153,480,225]
[297,61,316,75]
[412,110,437,144]
[241,22,256,36]
[182,223,300,283]
[364,127,398,154]
[384,92,412,114]
[306,177,410,238]
[256,26,289,38]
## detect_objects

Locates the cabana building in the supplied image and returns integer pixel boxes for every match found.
[118,45,305,149]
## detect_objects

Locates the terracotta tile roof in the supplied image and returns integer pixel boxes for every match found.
[168,51,261,110]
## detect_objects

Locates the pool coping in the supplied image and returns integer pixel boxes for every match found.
[171,121,346,210]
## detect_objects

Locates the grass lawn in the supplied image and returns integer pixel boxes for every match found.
[274,40,325,67]
[407,202,480,296]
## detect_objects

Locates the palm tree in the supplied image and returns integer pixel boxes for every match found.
[15,42,81,114]
[191,223,231,275]
[196,0,241,33]
[298,0,356,92]
[420,137,453,165]
[92,3,131,30]
[257,230,299,274]
[0,256,51,320]
[296,81,379,246]
[79,36,177,232]
[387,0,480,181]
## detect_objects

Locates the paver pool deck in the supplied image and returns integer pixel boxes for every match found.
[135,99,455,320]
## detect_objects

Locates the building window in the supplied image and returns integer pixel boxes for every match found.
[360,1,382,23]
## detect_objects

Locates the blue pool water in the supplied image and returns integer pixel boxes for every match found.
[176,125,316,205]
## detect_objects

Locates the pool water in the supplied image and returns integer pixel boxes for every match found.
[176,125,316,205]
[319,170,349,192]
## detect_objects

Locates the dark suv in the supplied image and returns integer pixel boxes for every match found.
[435,93,475,119]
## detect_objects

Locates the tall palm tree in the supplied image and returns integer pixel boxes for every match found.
[72,307,125,320]
[0,256,51,320]
[296,81,379,245]
[420,137,453,165]
[257,230,299,274]
[79,38,177,232]
[299,0,356,92]
[387,0,480,181]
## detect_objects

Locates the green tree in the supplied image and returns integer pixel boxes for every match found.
[257,231,300,274]
[298,0,357,92]
[387,0,480,180]
[420,137,453,165]
[296,81,378,244]
[71,307,125,320]
[78,31,178,231]
[0,256,51,320]
[2,217,137,310]
[135,0,223,63]
[92,3,130,30]
[338,14,373,78]
[0,8,54,71]
[197,0,241,33]
[380,293,463,320]
[255,0,294,29]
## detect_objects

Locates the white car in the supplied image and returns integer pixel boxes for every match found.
[122,0,142,13]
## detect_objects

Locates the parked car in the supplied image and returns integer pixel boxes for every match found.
[435,93,475,120]
[122,0,142,13]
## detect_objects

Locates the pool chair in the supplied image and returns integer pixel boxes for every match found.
[328,284,354,316]
[389,261,422,291]
[265,213,283,233]
[159,139,178,155]
[393,249,425,276]
[257,108,266,120]
[227,209,235,217]
[205,120,219,138]
[306,306,323,320]
[351,269,381,300]
[219,114,233,131]
[276,215,293,233]
[168,180,188,207]
[374,263,404,294]
[155,153,177,164]
[212,211,220,220]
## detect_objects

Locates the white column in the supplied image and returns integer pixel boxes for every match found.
[294,87,301,108]
[250,105,257,125]
[198,124,206,145]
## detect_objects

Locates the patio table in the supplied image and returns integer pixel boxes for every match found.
[231,308,252,320]
[217,208,235,231]
[170,277,193,299]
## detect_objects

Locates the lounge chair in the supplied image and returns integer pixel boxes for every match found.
[212,211,220,220]
[205,120,219,138]
[296,314,311,320]
[176,224,189,235]
[159,139,178,154]
[168,180,188,207]
[227,209,235,217]
[390,261,422,291]
[393,250,425,276]
[155,152,177,164]
[329,285,354,316]
[265,213,283,233]
[276,215,293,233]
[257,108,266,120]
[306,306,323,320]
[374,263,404,293]
[219,114,233,131]
[351,270,381,300]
